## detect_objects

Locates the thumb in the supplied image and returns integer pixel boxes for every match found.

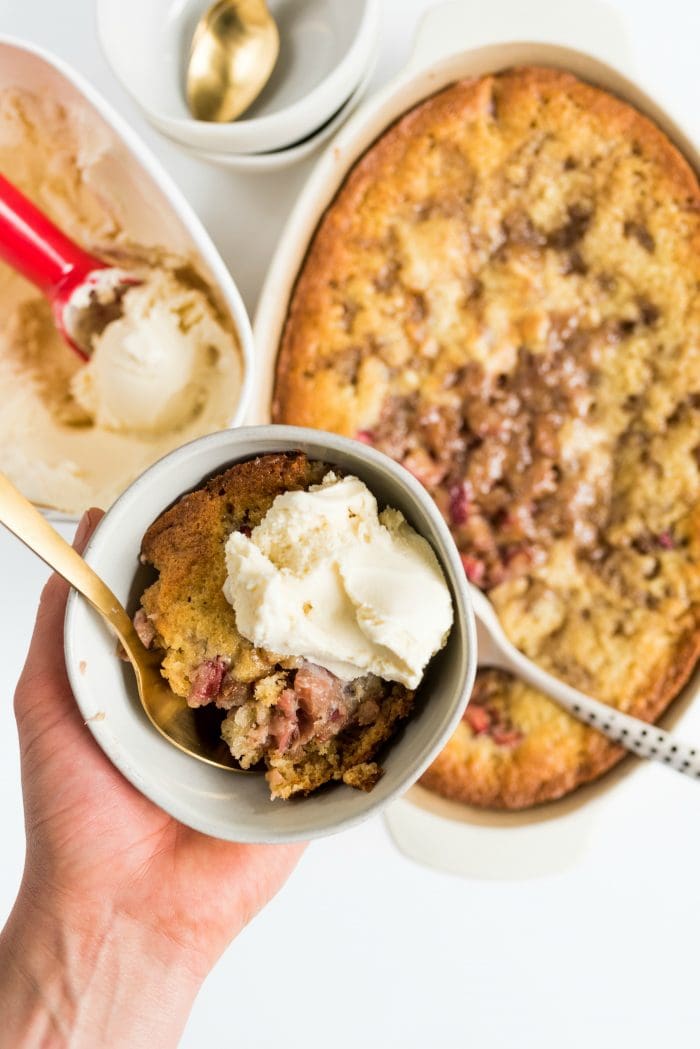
[15,508,105,720]
[34,506,105,650]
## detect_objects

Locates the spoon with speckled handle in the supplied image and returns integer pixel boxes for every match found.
[470,584,700,780]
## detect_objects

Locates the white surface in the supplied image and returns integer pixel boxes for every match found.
[1,1,700,1047]
[97,0,378,153]
[65,427,474,842]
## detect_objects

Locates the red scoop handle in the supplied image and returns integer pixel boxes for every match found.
[0,172,106,300]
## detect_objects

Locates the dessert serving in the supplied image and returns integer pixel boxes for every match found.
[0,88,242,515]
[272,66,700,808]
[133,451,454,799]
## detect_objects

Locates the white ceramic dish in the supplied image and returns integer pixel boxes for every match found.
[181,52,376,172]
[0,36,255,525]
[97,0,379,156]
[64,426,476,844]
[250,0,700,873]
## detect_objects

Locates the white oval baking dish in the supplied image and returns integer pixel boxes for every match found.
[0,36,254,524]
[250,0,700,875]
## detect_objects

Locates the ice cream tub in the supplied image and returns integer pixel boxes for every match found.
[0,37,254,523]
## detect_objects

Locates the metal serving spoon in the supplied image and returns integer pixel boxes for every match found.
[186,0,280,123]
[469,584,700,780]
[0,173,140,359]
[0,473,239,771]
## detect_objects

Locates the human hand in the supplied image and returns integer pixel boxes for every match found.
[0,509,305,1049]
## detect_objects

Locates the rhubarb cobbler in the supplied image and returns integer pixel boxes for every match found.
[133,452,452,799]
[273,67,700,808]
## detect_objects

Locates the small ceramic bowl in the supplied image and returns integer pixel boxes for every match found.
[181,53,375,172]
[96,0,379,156]
[249,0,700,874]
[64,426,476,843]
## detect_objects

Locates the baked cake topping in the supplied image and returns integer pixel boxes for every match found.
[135,453,446,800]
[223,471,453,688]
[273,66,700,808]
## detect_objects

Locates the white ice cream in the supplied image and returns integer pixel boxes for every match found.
[223,473,454,689]
[71,270,236,434]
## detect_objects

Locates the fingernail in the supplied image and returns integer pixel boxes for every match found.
[74,509,94,548]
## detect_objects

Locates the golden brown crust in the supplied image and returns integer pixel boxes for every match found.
[140,453,327,698]
[142,452,321,566]
[272,66,700,809]
[274,67,700,430]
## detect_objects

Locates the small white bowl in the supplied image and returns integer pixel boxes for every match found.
[64,426,475,843]
[97,0,379,156]
[181,53,375,172]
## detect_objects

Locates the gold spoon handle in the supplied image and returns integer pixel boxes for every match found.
[0,473,134,643]
[0,473,244,774]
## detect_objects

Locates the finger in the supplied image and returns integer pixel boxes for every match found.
[73,507,104,555]
[31,507,104,670]
[15,508,104,707]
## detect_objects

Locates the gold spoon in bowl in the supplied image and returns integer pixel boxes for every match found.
[0,473,241,771]
[186,0,280,123]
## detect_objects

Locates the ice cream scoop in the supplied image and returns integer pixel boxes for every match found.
[0,172,140,359]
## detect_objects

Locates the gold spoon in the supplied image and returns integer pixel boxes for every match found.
[186,0,280,123]
[0,473,240,771]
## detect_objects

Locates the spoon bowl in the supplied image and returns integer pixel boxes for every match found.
[0,472,240,770]
[186,0,280,123]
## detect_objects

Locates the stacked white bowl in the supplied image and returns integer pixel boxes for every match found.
[97,0,379,171]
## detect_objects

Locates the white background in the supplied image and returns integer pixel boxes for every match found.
[1,1,700,1047]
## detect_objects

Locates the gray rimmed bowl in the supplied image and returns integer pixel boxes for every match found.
[64,426,475,843]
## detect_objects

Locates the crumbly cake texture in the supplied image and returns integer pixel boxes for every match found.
[273,67,700,808]
[137,453,414,799]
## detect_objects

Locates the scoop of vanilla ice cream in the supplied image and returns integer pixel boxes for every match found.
[222,473,454,689]
[71,270,236,434]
